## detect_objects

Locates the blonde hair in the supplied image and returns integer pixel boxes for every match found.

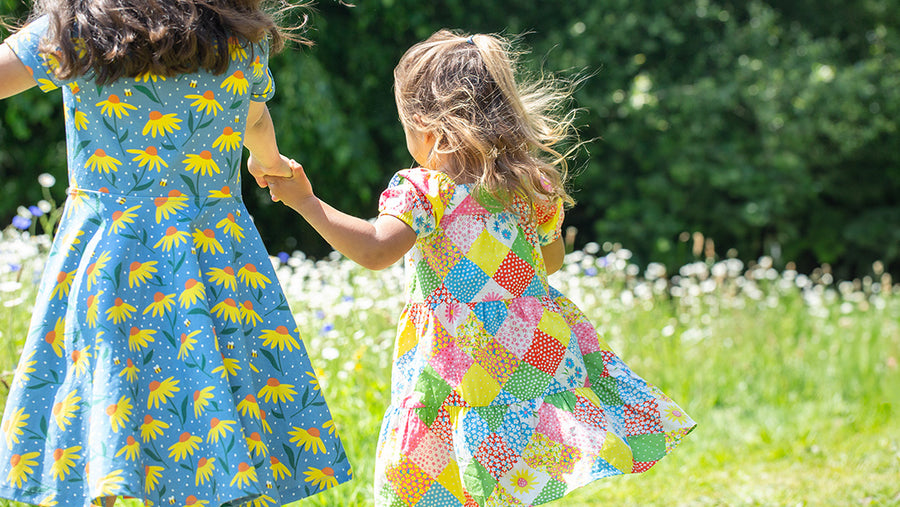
[393,29,579,209]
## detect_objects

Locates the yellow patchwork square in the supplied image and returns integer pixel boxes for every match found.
[537,311,571,347]
[467,231,508,276]
[396,314,419,358]
[436,459,466,504]
[456,363,501,406]
[599,431,633,473]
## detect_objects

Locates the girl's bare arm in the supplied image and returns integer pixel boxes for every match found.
[0,43,37,99]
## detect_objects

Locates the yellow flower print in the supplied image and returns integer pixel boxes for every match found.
[306,371,321,391]
[289,426,326,455]
[211,297,241,323]
[147,377,180,409]
[73,109,89,130]
[216,213,245,242]
[119,358,139,383]
[206,266,236,291]
[237,263,270,288]
[50,270,75,299]
[192,386,215,418]
[140,415,169,442]
[36,77,58,92]
[228,37,247,61]
[85,251,110,290]
[128,260,158,288]
[236,394,260,419]
[96,94,137,118]
[220,70,249,95]
[208,185,232,198]
[249,495,276,507]
[95,469,125,496]
[12,350,36,388]
[258,377,297,404]
[109,205,141,235]
[142,110,182,138]
[178,330,200,361]
[323,419,337,436]
[37,492,57,507]
[259,411,273,435]
[71,345,92,377]
[85,149,122,173]
[195,458,215,486]
[51,391,80,431]
[245,431,268,457]
[183,150,220,176]
[509,467,538,495]
[664,405,691,424]
[106,395,133,432]
[154,189,189,223]
[135,72,166,83]
[212,127,242,152]
[115,435,140,461]
[179,278,206,308]
[154,226,191,252]
[239,300,262,326]
[50,446,81,480]
[167,431,202,461]
[43,317,66,357]
[106,297,137,324]
[212,354,241,378]
[206,418,236,444]
[2,407,29,449]
[144,291,176,317]
[7,451,40,488]
[269,456,291,480]
[303,466,338,490]
[128,146,168,172]
[186,90,223,116]
[144,465,165,494]
[251,56,264,78]
[193,228,224,254]
[230,462,258,488]
[260,326,300,352]
[185,495,210,507]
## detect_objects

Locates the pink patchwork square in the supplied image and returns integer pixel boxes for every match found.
[409,428,452,478]
[430,344,473,387]
[573,322,601,355]
[534,403,565,444]
[493,316,534,359]
[400,413,431,455]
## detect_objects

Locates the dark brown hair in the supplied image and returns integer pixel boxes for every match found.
[24,0,308,85]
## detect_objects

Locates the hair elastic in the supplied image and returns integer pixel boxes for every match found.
[466,36,475,45]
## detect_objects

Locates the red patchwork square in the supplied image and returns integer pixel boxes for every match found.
[474,433,517,479]
[492,252,534,296]
[623,400,664,436]
[631,460,657,473]
[522,330,566,375]
[573,395,607,430]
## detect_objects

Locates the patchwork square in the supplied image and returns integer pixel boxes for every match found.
[444,258,491,302]
[623,400,664,436]
[467,231,509,276]
[475,433,518,479]
[385,457,434,505]
[493,252,535,296]
[473,339,519,385]
[523,330,566,376]
[503,363,551,402]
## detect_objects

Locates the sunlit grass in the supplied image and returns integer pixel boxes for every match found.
[0,229,897,506]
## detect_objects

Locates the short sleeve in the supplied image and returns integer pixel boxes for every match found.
[535,198,564,246]
[5,16,68,92]
[249,38,275,102]
[378,169,450,238]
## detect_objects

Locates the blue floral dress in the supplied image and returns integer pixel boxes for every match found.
[1,17,351,507]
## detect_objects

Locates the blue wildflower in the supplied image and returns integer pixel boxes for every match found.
[12,216,31,230]
[320,323,335,334]
[277,251,290,264]
[585,267,598,276]
[28,205,43,218]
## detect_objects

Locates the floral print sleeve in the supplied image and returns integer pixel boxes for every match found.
[535,197,564,246]
[378,168,450,237]
[248,39,275,102]
[5,16,69,92]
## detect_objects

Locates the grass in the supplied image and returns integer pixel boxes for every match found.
[0,230,898,506]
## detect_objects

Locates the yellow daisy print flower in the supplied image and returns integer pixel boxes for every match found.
[208,185,232,198]
[51,391,80,431]
[147,377,180,409]
[115,435,140,461]
[185,495,210,507]
[212,354,241,378]
[289,426,325,454]
[251,56,264,78]
[50,270,76,299]
[179,278,206,308]
[212,127,242,152]
[144,291,176,317]
[230,462,258,488]
[303,466,338,490]
[154,226,191,252]
[86,292,102,327]
[509,467,538,495]
[96,94,137,118]
[183,150,221,176]
[95,469,125,496]
[186,90,224,116]
[258,377,297,404]
[2,407,29,449]
[193,228,224,254]
[128,146,168,172]
[7,451,40,488]
[85,251,110,290]
[105,297,136,324]
[211,298,241,323]
[119,358,139,383]
[144,465,165,494]
[140,415,170,442]
[664,405,691,424]
[192,386,215,418]
[106,395,133,432]
[206,266,236,291]
[12,350,36,388]
[239,300,262,326]
[245,432,268,457]
[154,189,189,223]
[260,326,300,352]
[195,457,215,486]
[216,213,245,241]
[206,418,236,444]
[43,316,66,357]
[85,149,122,173]
[71,345,92,377]
[259,411,273,434]
[50,446,82,480]
[128,260,158,288]
[228,37,247,61]
[269,456,291,480]
[135,72,166,83]
[168,431,202,461]
[177,330,200,361]
[142,110,182,138]
[220,70,249,95]
[238,263,270,289]
[236,394,260,419]
[128,327,157,352]
[306,371,321,391]
[109,205,141,235]
[249,495,276,507]
[73,109,89,130]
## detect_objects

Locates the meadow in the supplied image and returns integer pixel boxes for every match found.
[0,227,897,506]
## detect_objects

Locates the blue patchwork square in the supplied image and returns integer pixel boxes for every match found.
[444,258,490,302]
[473,300,507,334]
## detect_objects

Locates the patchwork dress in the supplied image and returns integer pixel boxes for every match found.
[375,168,695,506]
[1,17,351,507]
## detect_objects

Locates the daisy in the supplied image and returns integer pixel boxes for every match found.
[185,495,209,507]
[212,127,242,152]
[306,371,321,391]
[260,326,300,352]
[85,292,101,328]
[128,260,158,288]
[288,426,325,454]
[106,395,133,432]
[85,149,122,173]
[128,146,168,172]
[142,111,182,138]
[144,292,175,317]
[259,411,272,435]
[37,492,57,507]
[206,418,236,444]
[115,436,140,461]
[216,213,245,242]
[269,456,291,480]
[153,226,191,251]
[119,358,139,383]
[167,432,201,461]
[73,109,89,130]
[183,151,220,176]
[237,263,270,288]
[71,346,92,377]
[43,316,66,357]
[140,415,169,442]
[258,377,297,404]
[228,37,247,61]
[323,419,337,436]
[7,451,40,488]
[147,377,180,409]
[85,251,110,290]
[177,330,200,361]
[195,457,215,486]
[236,394,260,419]
[206,266,236,291]
[664,405,691,424]
[154,189,189,223]
[50,446,81,480]
[251,56,264,78]
[239,300,262,326]
[12,350,36,388]
[212,355,241,378]
[509,467,538,495]
[211,298,241,323]
[95,469,125,496]
[3,407,29,449]
[135,72,165,83]
[229,462,257,488]
[186,90,223,116]
[208,185,232,198]
[249,495,276,507]
[51,391,79,431]
[303,466,338,491]
[106,297,136,324]
[193,228,224,254]
[220,71,249,95]
[96,94,137,118]
[36,78,58,92]
[179,278,206,308]
[51,269,75,299]
[192,386,215,418]
[144,465,165,494]
[245,432,268,457]
[109,205,141,235]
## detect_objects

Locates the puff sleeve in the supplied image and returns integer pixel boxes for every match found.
[378,169,451,238]
[249,38,275,102]
[535,197,564,246]
[5,16,69,92]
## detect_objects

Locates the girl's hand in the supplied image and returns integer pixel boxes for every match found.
[247,153,293,188]
[266,159,314,210]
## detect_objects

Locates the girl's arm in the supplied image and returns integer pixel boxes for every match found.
[0,42,37,99]
[244,101,292,187]
[267,161,416,270]
[541,238,565,275]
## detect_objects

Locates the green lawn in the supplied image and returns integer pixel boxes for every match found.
[1,232,897,506]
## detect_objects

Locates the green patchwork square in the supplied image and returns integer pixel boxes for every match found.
[533,478,567,504]
[583,351,607,382]
[463,461,497,505]
[414,364,453,411]
[377,483,406,507]
[415,259,441,297]
[545,390,577,412]
[510,232,535,267]
[474,405,508,433]
[503,363,551,401]
[594,376,623,406]
[627,433,667,462]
